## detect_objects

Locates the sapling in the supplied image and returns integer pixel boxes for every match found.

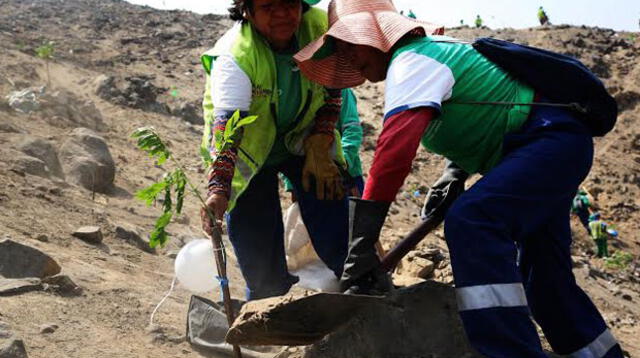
[133,111,256,358]
[35,41,55,86]
[132,110,256,247]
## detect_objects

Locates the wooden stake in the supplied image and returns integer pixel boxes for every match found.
[207,224,242,358]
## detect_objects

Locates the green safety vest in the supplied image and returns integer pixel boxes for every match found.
[201,8,341,211]
[589,220,607,240]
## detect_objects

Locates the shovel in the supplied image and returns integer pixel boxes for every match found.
[226,213,446,346]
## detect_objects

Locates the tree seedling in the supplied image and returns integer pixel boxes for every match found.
[132,110,257,247]
[35,41,55,86]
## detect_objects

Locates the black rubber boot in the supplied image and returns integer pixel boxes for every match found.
[340,198,393,295]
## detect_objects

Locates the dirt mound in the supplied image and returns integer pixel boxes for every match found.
[230,282,480,358]
[0,0,638,357]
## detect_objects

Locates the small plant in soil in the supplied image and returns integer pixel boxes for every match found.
[35,40,55,86]
[605,250,634,270]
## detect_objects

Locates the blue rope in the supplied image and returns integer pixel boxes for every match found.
[216,276,229,301]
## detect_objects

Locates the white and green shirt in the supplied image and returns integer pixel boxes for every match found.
[385,35,535,174]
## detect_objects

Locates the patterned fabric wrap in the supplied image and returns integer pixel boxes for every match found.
[207,113,243,198]
[311,88,342,136]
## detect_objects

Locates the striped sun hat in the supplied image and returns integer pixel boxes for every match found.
[294,0,444,88]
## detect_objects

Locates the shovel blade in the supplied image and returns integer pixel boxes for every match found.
[226,292,387,346]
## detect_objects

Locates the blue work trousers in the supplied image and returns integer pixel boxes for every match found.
[576,207,591,234]
[444,106,623,358]
[226,156,349,300]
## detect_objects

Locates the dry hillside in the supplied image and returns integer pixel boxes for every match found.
[0,0,639,357]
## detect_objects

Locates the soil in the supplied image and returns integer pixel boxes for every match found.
[0,1,639,357]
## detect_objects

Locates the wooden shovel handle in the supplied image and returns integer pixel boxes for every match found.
[379,214,445,273]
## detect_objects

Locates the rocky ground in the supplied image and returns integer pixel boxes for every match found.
[0,0,639,357]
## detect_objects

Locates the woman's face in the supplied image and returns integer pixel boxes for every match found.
[248,0,303,50]
[335,39,391,83]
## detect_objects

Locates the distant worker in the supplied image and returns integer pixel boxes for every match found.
[538,6,549,26]
[475,15,483,28]
[407,9,416,19]
[589,213,609,258]
[460,19,464,26]
[571,189,592,233]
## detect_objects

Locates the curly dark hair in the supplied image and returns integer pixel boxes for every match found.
[228,0,311,22]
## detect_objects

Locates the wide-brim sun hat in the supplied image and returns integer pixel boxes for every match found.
[294,0,444,88]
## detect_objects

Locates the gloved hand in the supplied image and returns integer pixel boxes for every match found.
[302,133,344,200]
[340,198,394,296]
[421,160,469,220]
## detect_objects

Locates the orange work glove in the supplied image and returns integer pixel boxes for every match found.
[302,133,344,200]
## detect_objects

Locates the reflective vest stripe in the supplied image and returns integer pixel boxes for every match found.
[456,283,528,311]
[568,329,618,358]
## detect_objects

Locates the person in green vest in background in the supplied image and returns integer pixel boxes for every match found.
[200,0,351,300]
[538,6,549,26]
[284,89,364,198]
[589,213,609,258]
[475,15,483,28]
[407,9,416,19]
[571,189,592,233]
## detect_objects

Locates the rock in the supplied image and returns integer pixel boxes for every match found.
[392,275,425,288]
[0,239,61,278]
[58,128,115,193]
[42,275,83,297]
[122,76,168,112]
[0,278,43,296]
[114,225,155,253]
[0,322,11,339]
[34,235,49,243]
[93,75,119,100]
[165,250,179,259]
[0,338,28,358]
[39,89,105,131]
[10,155,49,178]
[17,138,64,179]
[398,255,436,279]
[622,294,633,301]
[0,122,22,133]
[170,101,203,125]
[72,226,103,244]
[5,87,42,113]
[96,75,168,113]
[6,87,104,130]
[39,324,58,334]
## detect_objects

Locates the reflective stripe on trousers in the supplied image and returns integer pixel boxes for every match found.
[457,283,528,311]
[568,329,618,358]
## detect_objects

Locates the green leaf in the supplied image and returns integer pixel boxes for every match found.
[35,41,55,60]
[163,182,173,213]
[200,146,213,168]
[135,181,168,206]
[173,170,187,214]
[223,110,241,140]
[235,114,259,129]
[131,127,170,165]
[149,211,173,248]
[217,111,258,153]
